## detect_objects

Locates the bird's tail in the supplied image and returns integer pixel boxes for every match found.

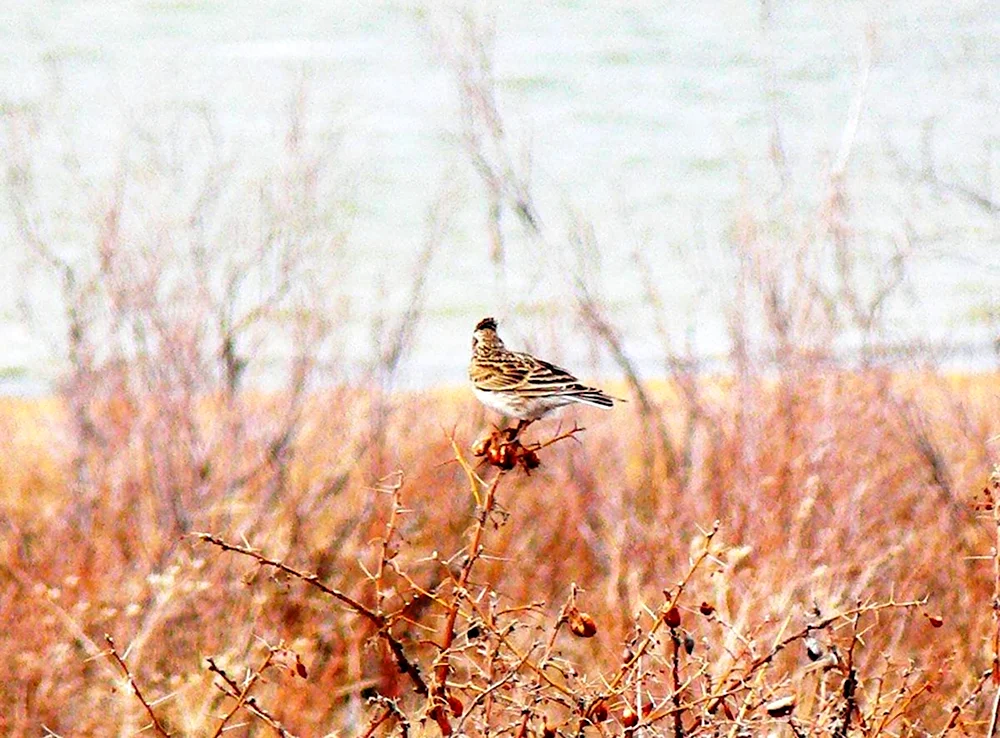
[574,390,617,409]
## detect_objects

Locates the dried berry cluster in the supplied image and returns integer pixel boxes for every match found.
[471,428,541,472]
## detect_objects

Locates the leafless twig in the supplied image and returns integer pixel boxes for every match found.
[194,532,429,696]
[206,658,300,738]
[104,634,171,738]
[208,646,275,738]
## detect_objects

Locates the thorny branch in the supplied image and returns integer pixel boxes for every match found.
[358,695,408,738]
[603,522,721,701]
[208,646,275,738]
[194,533,381,620]
[194,532,429,696]
[833,608,862,738]
[429,451,507,735]
[104,634,172,738]
[207,657,300,738]
[704,597,927,714]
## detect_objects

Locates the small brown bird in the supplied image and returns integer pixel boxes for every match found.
[468,317,617,434]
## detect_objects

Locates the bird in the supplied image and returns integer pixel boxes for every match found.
[468,316,618,437]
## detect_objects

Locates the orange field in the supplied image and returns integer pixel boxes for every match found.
[2,372,999,737]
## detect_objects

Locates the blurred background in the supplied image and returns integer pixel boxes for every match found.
[2,0,998,396]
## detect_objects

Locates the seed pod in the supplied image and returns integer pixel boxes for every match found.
[569,610,598,638]
[472,437,491,457]
[590,700,609,722]
[488,442,517,470]
[519,448,541,470]
[699,601,715,616]
[927,614,944,628]
[664,606,681,628]
[447,693,464,717]
[273,647,308,678]
[683,633,695,654]
[765,696,795,718]
[622,706,638,728]
[499,444,517,469]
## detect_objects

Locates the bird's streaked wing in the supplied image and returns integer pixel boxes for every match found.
[469,355,531,391]
[472,351,595,396]
[517,356,589,396]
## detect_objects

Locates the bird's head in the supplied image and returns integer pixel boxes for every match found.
[472,316,503,353]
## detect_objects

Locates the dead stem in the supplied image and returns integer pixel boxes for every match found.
[104,634,172,738]
[429,463,506,735]
[206,658,299,738]
[208,646,275,738]
[194,532,429,696]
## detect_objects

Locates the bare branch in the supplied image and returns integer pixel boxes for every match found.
[104,634,172,738]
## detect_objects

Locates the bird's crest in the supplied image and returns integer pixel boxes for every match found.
[475,317,498,332]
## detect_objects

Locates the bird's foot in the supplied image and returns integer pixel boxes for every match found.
[504,418,534,443]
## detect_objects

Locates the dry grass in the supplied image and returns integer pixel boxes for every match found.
[1,373,998,737]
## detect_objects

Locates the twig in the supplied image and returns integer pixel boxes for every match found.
[104,634,172,738]
[525,423,587,454]
[935,669,992,737]
[194,533,379,619]
[481,596,502,727]
[458,596,576,699]
[429,449,507,735]
[207,657,299,738]
[833,608,862,738]
[450,433,489,506]
[603,522,720,699]
[670,624,684,738]
[455,645,535,734]
[539,587,574,668]
[372,473,406,616]
[194,532,429,696]
[209,646,275,738]
[705,597,926,712]
[358,707,394,738]
[988,687,1000,738]
[358,695,408,738]
[513,709,531,738]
